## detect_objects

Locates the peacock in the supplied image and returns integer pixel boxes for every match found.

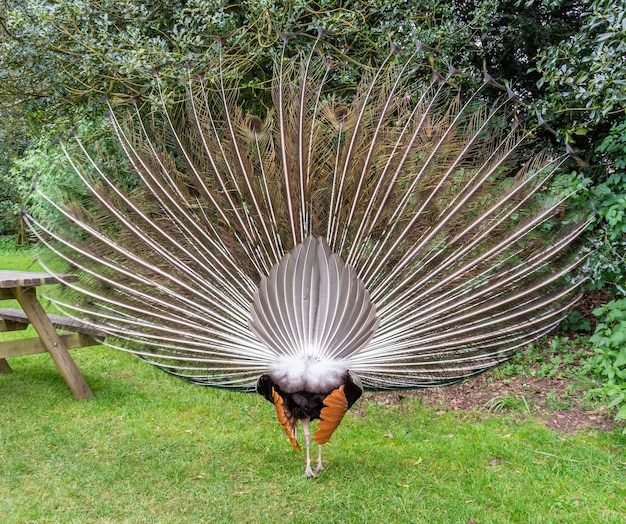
[25,31,587,477]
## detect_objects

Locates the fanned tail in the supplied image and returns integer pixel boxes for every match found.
[24,32,587,390]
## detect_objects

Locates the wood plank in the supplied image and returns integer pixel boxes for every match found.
[0,270,78,288]
[0,288,13,300]
[0,333,99,358]
[0,318,29,332]
[12,286,93,399]
[0,358,11,373]
[0,308,106,337]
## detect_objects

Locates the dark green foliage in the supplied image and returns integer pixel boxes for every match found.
[0,1,613,140]
[593,122,626,241]
[1,1,622,212]
[572,122,626,294]
[587,298,626,430]
[535,0,626,139]
[560,311,592,334]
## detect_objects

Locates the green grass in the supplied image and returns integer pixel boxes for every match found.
[1,242,625,523]
[0,238,44,272]
[1,351,625,523]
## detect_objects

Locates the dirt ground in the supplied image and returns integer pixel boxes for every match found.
[366,374,616,433]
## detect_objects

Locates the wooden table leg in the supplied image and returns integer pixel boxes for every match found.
[0,358,11,373]
[12,286,93,399]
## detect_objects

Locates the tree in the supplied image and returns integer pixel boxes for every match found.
[1,0,625,251]
[534,0,626,141]
[0,1,599,138]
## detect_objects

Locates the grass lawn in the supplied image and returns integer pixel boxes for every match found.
[1,243,625,523]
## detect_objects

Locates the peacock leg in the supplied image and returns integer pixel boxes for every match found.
[301,418,317,478]
[316,444,324,472]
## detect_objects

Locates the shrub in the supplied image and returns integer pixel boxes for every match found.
[587,298,626,431]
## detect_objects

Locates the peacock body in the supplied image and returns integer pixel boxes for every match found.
[27,31,587,477]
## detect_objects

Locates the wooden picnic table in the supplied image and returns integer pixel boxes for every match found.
[0,270,94,399]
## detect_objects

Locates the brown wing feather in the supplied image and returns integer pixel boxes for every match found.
[272,388,302,452]
[313,385,349,445]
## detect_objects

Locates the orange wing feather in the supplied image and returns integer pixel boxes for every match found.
[313,385,349,445]
[271,388,301,451]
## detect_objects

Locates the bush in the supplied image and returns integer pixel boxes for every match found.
[563,121,626,295]
[587,298,626,431]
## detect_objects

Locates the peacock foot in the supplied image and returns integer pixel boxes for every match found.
[304,465,318,478]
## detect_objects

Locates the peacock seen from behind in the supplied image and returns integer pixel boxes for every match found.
[27,32,587,477]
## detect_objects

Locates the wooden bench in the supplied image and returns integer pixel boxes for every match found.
[0,308,105,358]
[0,270,104,398]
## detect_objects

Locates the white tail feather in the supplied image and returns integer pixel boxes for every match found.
[250,237,379,362]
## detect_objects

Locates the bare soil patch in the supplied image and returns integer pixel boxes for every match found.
[365,373,616,434]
